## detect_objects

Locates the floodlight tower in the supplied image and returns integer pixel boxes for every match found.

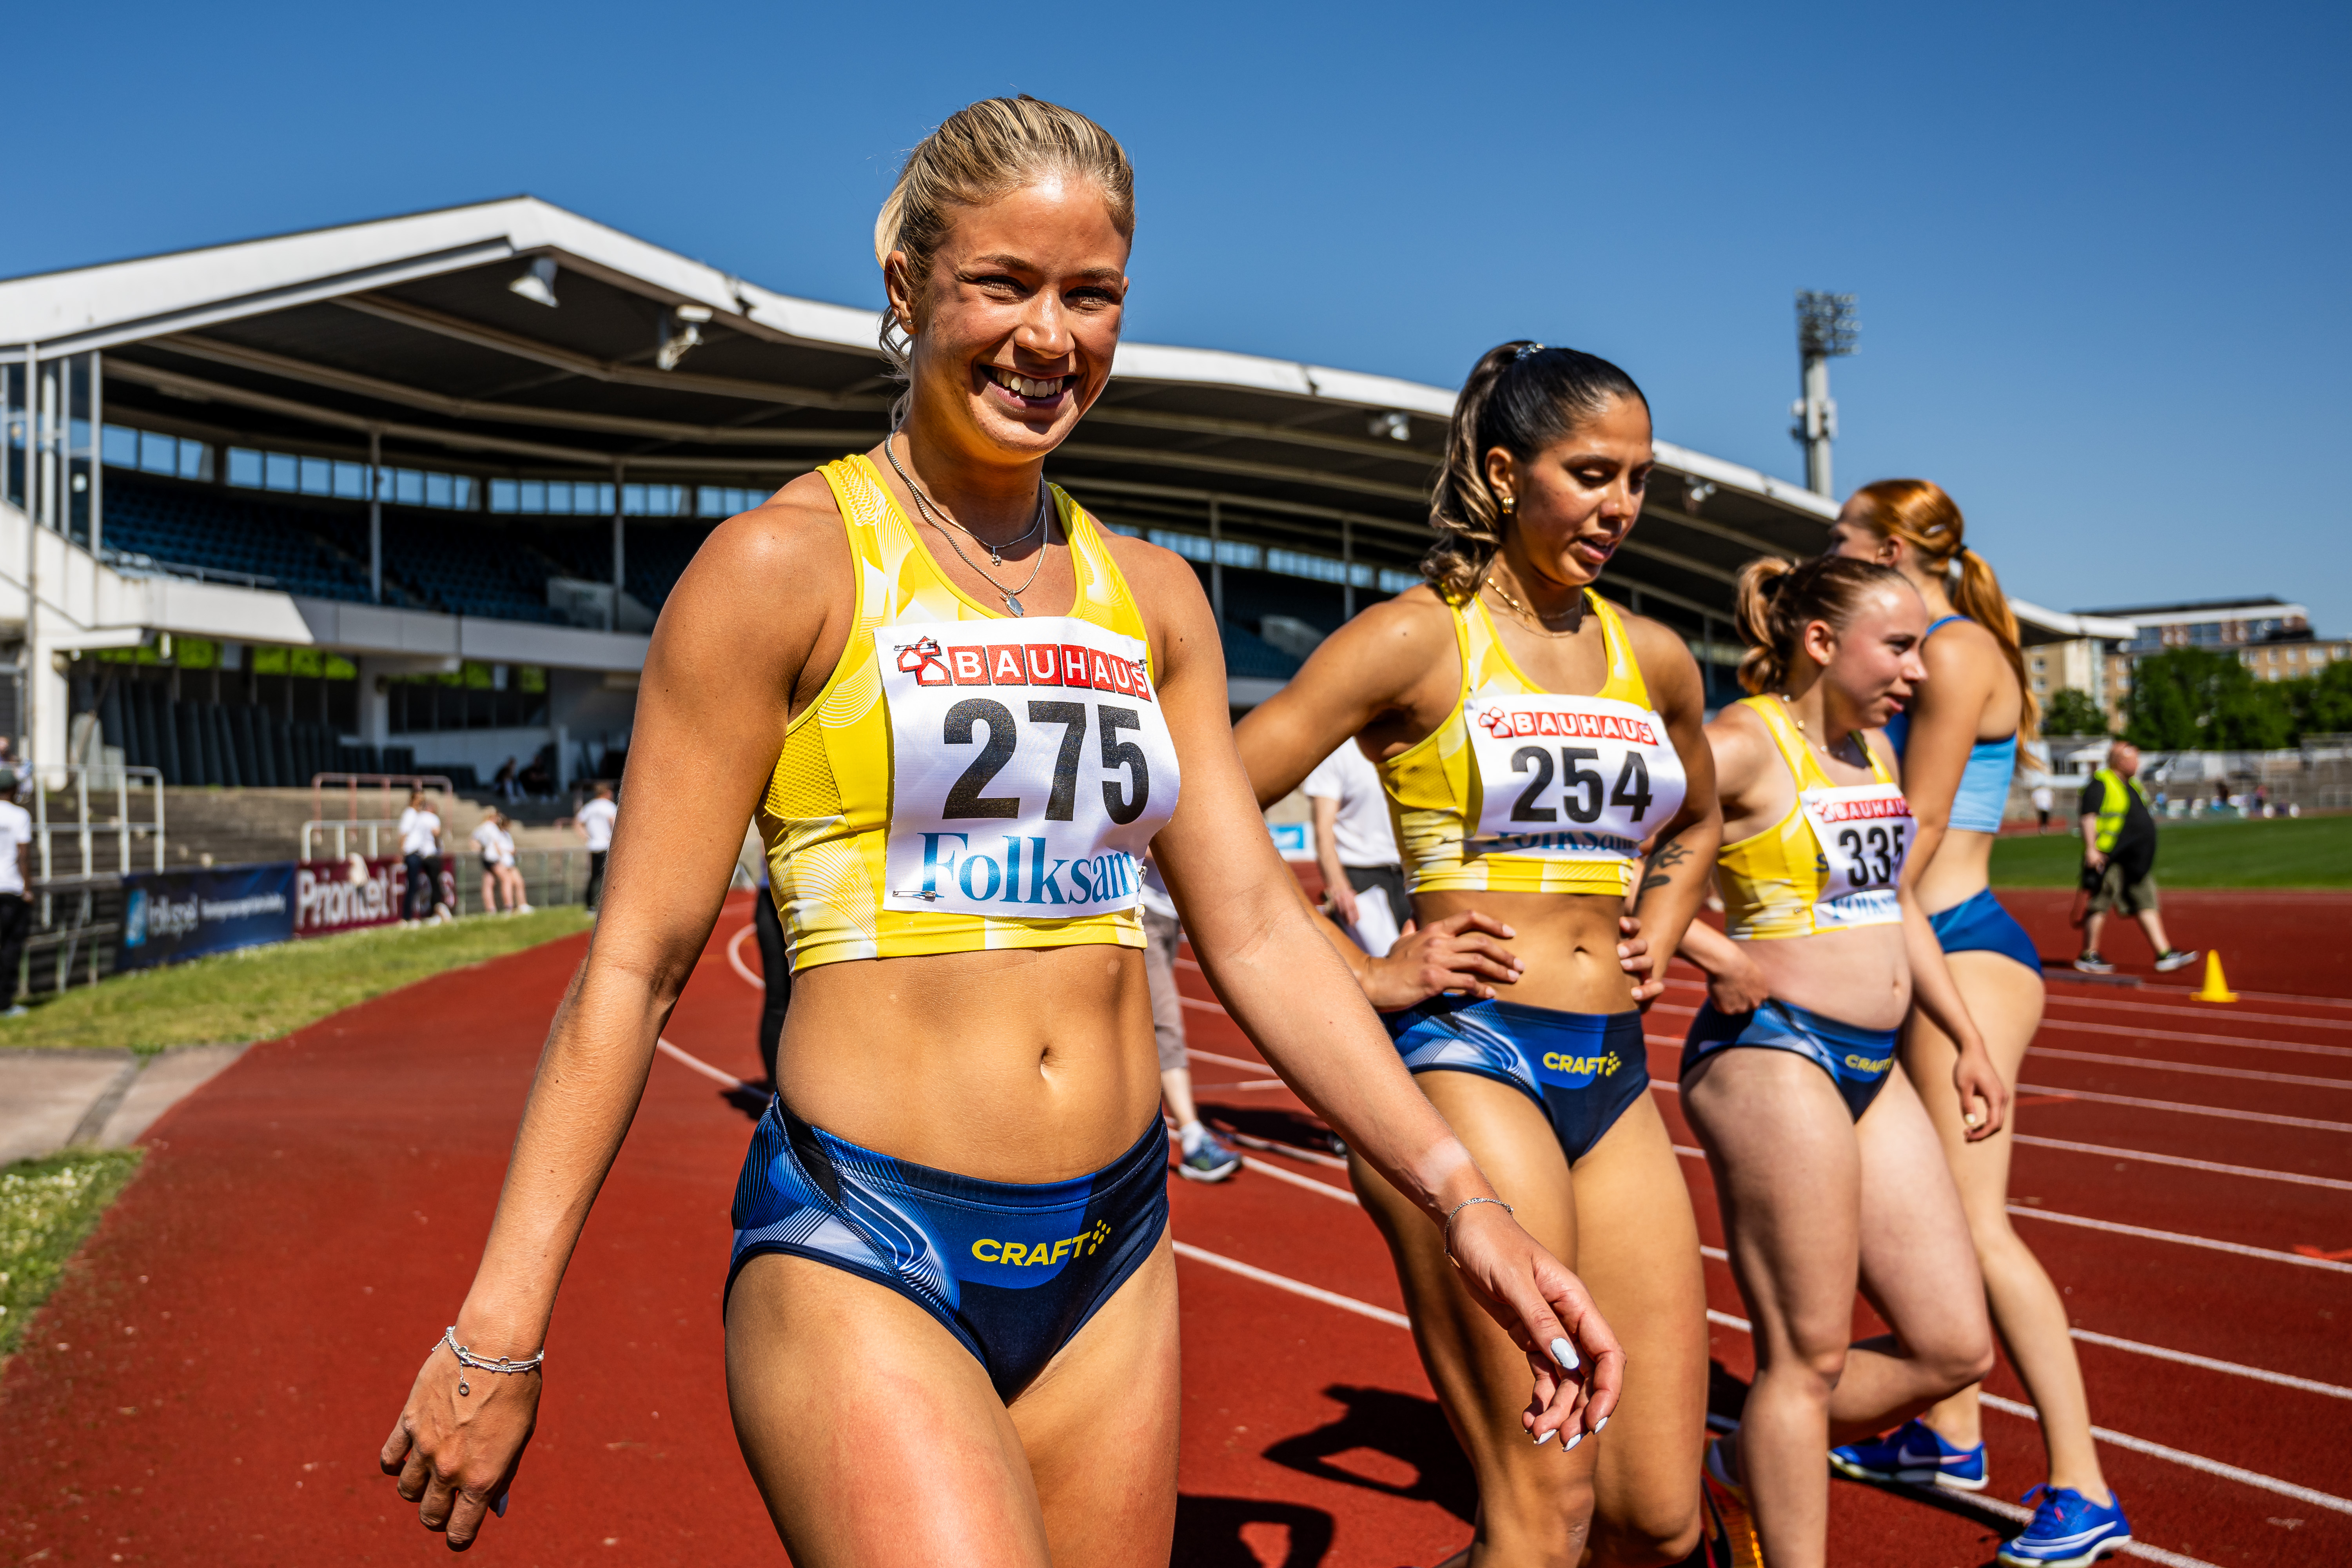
[1791,290,1859,496]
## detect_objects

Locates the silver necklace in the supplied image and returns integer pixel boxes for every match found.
[885,435,1051,616]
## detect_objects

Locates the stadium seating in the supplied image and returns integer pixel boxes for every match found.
[101,476,373,602]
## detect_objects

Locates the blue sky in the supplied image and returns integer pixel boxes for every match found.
[13,2,2348,632]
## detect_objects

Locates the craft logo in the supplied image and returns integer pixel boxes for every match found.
[1541,1050,1622,1079]
[970,1218,1114,1269]
[1844,1053,1894,1077]
[1476,706,1655,745]
[894,638,1153,701]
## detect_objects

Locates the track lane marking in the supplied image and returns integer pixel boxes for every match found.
[1171,1240,1409,1328]
[726,922,762,989]
[2027,1047,2352,1091]
[1240,1157,1358,1203]
[1221,1130,1350,1170]
[656,1037,753,1091]
[1186,1045,1270,1073]
[2034,1019,2352,1060]
[2066,1329,2352,1402]
[2015,1082,2352,1132]
[2012,1133,2352,1192]
[1699,1310,2352,1518]
[2007,1205,2352,1274]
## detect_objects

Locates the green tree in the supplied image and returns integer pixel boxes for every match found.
[2042,687,2109,736]
[2292,661,2352,736]
[2123,646,2295,750]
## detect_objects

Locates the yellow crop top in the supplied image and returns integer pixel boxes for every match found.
[757,454,1179,973]
[1379,590,1688,897]
[1716,695,1914,940]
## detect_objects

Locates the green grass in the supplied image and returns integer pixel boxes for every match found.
[0,907,593,1055]
[1990,813,2352,889]
[0,1147,143,1357]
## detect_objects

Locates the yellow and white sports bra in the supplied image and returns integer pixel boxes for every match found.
[757,454,1180,973]
[1379,590,1688,897]
[1716,695,1914,940]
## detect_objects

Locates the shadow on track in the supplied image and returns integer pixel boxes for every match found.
[1173,1495,1338,1566]
[1261,1384,1477,1523]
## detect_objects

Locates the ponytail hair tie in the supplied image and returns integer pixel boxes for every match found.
[1515,342,1546,361]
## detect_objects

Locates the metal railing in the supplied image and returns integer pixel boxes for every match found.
[310,772,458,824]
[301,818,400,860]
[32,764,166,880]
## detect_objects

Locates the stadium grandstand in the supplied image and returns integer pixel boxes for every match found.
[0,196,2079,790]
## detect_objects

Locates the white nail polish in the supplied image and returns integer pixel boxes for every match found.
[1565,1432,1584,1451]
[1550,1337,1579,1372]
[1534,1428,1554,1445]
[1594,1416,1608,1434]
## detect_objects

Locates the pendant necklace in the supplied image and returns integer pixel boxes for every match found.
[886,434,1051,616]
[1482,570,1586,638]
[1777,692,1862,768]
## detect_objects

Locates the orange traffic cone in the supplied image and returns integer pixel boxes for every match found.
[2194,951,2238,1004]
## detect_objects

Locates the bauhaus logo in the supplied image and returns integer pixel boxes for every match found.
[1477,706,1656,745]
[894,637,1153,702]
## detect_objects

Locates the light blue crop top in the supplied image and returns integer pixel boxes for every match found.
[1883,615,2017,833]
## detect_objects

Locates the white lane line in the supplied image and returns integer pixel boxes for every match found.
[1192,1080,1289,1092]
[2015,1082,2352,1133]
[2013,1132,2352,1193]
[2037,1017,2352,1060]
[1179,995,1228,1015]
[2044,991,2352,1029]
[2068,1328,2352,1402]
[656,1036,753,1091]
[1222,1130,1350,1170]
[1187,1046,1271,1073]
[1241,1157,1359,1203]
[1976,1392,2352,1517]
[1704,1309,2352,1520]
[2028,1046,2352,1091]
[1701,1245,1728,1262]
[1170,1240,1410,1328]
[2007,1205,2352,1274]
[726,923,763,989]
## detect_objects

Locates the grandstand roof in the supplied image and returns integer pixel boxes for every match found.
[1,197,1838,637]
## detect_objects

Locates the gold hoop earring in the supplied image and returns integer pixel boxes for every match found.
[1499,495,1515,515]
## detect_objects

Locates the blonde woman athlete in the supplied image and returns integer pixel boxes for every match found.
[1826,483,2132,1568]
[1677,556,2005,1568]
[377,98,1621,1566]
[1238,343,1719,1568]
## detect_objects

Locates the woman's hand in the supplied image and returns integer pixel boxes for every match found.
[1702,944,1772,1015]
[1444,1200,1624,1445]
[1952,1043,2010,1143]
[380,1333,539,1551]
[1356,910,1522,1010]
[1615,914,1660,1007]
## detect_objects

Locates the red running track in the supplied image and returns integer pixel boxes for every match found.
[4,889,2349,1566]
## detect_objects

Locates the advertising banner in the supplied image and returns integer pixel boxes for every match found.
[295,856,457,938]
[119,863,298,971]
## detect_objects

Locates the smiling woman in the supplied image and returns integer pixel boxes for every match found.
[378,97,1624,1568]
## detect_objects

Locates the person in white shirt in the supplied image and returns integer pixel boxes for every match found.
[472,810,530,916]
[575,784,618,911]
[397,789,445,924]
[0,773,32,1017]
[1138,857,1240,1182]
[1303,739,1405,957]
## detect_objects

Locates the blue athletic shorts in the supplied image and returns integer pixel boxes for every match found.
[727,1100,1168,1401]
[1928,887,2042,974]
[1387,996,1649,1164]
[1680,997,1898,1120]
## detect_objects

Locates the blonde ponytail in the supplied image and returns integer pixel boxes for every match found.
[1735,555,1909,694]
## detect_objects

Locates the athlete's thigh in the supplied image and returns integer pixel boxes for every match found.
[1354,1072,1575,1466]
[1853,1069,1987,1351]
[1568,1094,1708,1544]
[1006,1231,1181,1568]
[1902,951,2044,1229]
[726,1254,1048,1568]
[1681,1049,1861,1356]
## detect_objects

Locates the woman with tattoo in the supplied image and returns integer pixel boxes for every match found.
[1237,343,1721,1567]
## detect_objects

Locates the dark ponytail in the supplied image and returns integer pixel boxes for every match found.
[1735,555,1910,694]
[1423,341,1647,603]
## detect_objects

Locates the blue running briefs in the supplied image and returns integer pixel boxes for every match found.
[727,1101,1168,1400]
[1681,998,1898,1120]
[1387,996,1648,1164]
[1929,886,2043,975]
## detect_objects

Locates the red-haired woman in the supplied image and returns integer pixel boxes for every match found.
[1826,482,2132,1567]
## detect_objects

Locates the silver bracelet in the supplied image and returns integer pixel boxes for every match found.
[440,1326,545,1396]
[1443,1195,1515,1260]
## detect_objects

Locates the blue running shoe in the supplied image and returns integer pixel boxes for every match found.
[1998,1485,2132,1567]
[1828,1418,1987,1492]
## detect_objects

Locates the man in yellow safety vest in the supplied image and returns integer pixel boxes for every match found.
[2075,741,2199,974]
